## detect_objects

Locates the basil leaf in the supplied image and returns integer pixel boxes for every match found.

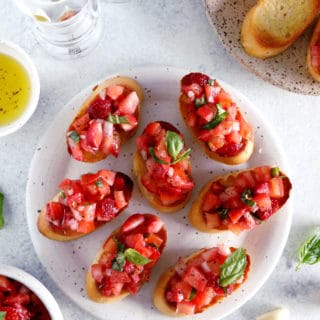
[69,130,80,143]
[189,287,197,300]
[124,248,152,265]
[271,167,280,177]
[166,131,184,160]
[148,147,169,165]
[219,248,247,287]
[112,251,125,271]
[113,236,125,253]
[0,311,6,320]
[0,193,4,229]
[241,189,256,207]
[216,207,229,220]
[296,231,320,270]
[108,114,129,124]
[195,96,207,108]
[171,148,191,164]
[202,104,228,130]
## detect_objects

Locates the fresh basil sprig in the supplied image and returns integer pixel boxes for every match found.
[111,237,152,271]
[202,104,228,130]
[69,130,80,143]
[148,131,191,165]
[219,248,247,288]
[108,114,129,124]
[296,231,320,270]
[0,311,6,320]
[0,193,4,229]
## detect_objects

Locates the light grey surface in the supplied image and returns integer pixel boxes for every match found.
[0,1,319,319]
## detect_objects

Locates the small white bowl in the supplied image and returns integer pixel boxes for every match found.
[0,40,40,137]
[0,264,64,320]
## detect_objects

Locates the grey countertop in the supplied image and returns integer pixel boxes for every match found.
[1,1,320,319]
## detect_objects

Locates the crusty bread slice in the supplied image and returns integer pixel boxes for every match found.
[307,17,320,81]
[241,0,320,58]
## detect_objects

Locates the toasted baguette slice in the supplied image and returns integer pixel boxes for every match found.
[307,17,320,81]
[86,213,167,302]
[67,76,143,162]
[153,246,250,316]
[37,171,133,241]
[241,0,320,58]
[189,166,292,234]
[133,121,194,213]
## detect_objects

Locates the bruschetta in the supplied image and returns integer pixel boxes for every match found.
[37,170,133,241]
[189,166,292,234]
[153,245,250,316]
[67,76,143,162]
[307,17,320,81]
[179,73,254,165]
[241,0,320,59]
[86,213,167,302]
[133,121,194,213]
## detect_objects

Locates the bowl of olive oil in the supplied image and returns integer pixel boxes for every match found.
[0,40,40,136]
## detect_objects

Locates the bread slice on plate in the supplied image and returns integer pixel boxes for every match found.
[241,0,320,58]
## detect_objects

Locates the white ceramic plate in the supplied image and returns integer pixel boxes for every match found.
[26,66,292,320]
[204,0,320,95]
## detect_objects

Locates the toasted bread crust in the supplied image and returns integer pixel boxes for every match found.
[179,98,254,165]
[133,152,192,213]
[153,248,250,316]
[307,18,320,81]
[67,76,143,162]
[241,0,320,59]
[86,214,167,303]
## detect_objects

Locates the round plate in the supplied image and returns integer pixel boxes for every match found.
[205,0,320,95]
[26,66,292,320]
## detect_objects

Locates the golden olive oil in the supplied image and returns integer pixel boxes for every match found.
[0,53,31,126]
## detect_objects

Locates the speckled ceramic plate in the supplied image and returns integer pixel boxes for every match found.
[205,0,320,95]
[26,66,292,320]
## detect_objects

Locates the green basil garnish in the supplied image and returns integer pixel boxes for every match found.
[69,130,80,143]
[113,236,125,253]
[171,149,191,165]
[219,248,247,288]
[216,207,229,220]
[108,114,129,124]
[148,147,169,165]
[124,248,152,265]
[202,104,228,130]
[207,79,215,86]
[271,167,280,177]
[296,230,320,270]
[0,311,6,320]
[95,178,104,187]
[112,252,126,271]
[195,96,207,108]
[0,193,4,229]
[241,189,256,207]
[189,287,197,300]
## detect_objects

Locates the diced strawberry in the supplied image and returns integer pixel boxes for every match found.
[108,270,131,284]
[98,252,116,268]
[98,170,116,186]
[46,202,65,223]
[183,267,207,292]
[159,190,182,206]
[146,217,164,233]
[211,181,225,194]
[238,113,253,139]
[215,141,242,157]
[141,175,158,194]
[145,233,163,248]
[253,194,272,211]
[204,213,221,229]
[205,83,220,103]
[111,282,124,296]
[166,288,184,303]
[87,96,112,120]
[226,104,237,119]
[175,257,187,276]
[225,130,242,144]
[112,132,121,157]
[118,91,139,115]
[228,208,246,224]
[71,113,90,133]
[202,193,220,212]
[67,136,84,161]
[106,85,124,100]
[181,73,209,87]
[121,214,145,233]
[0,306,31,320]
[193,286,215,308]
[213,286,226,297]
[86,120,103,148]
[91,264,105,283]
[114,191,127,209]
[254,182,270,194]
[176,301,195,315]
[77,220,95,233]
[253,166,271,183]
[186,112,197,127]
[196,105,214,122]
[125,233,145,249]
[269,177,284,198]
[216,88,232,107]
[198,129,212,142]
[96,198,119,221]
[208,135,225,151]
[206,260,221,274]
[201,247,218,262]
[81,173,98,185]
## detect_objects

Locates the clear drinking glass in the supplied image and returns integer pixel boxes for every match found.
[14,0,102,59]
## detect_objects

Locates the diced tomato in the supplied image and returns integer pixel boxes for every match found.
[166,288,184,303]
[67,136,84,161]
[186,112,197,127]
[238,113,252,139]
[253,194,272,211]
[254,182,269,194]
[98,170,116,186]
[204,213,221,229]
[198,129,212,142]
[121,214,145,233]
[208,135,225,151]
[71,113,90,133]
[46,202,65,222]
[196,105,214,122]
[159,190,182,206]
[183,267,207,292]
[176,301,195,315]
[202,193,220,212]
[86,120,103,148]
[215,88,232,106]
[125,233,145,249]
[192,287,215,308]
[106,85,124,100]
[145,233,163,248]
[118,91,139,115]
[114,191,127,209]
[146,217,164,234]
[228,208,246,224]
[269,177,284,198]
[253,166,271,183]
[108,270,131,284]
[97,198,119,221]
[201,248,218,262]
[91,264,105,283]
[111,132,121,157]
[77,220,95,233]
[225,130,242,144]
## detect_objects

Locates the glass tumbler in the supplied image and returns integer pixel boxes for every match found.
[14,0,102,59]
